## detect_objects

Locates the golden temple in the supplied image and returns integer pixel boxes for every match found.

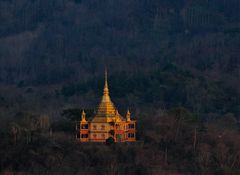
[76,70,136,142]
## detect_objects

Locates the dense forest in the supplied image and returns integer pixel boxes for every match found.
[0,0,239,174]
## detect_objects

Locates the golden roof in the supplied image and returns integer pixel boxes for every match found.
[92,70,124,123]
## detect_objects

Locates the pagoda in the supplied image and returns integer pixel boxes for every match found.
[77,70,136,142]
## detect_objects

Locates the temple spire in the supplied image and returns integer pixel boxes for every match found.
[126,109,131,122]
[104,68,109,95]
[81,110,87,122]
[95,69,116,118]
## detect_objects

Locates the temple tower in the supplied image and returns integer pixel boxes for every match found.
[77,70,137,142]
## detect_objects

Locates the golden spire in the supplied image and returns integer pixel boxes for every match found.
[126,109,131,122]
[104,69,109,95]
[115,110,121,122]
[81,110,87,122]
[95,69,117,118]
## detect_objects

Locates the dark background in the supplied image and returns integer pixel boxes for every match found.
[0,0,239,117]
[0,0,239,174]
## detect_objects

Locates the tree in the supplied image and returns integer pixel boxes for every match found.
[106,137,115,145]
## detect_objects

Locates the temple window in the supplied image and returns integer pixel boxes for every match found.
[81,134,88,138]
[128,133,135,138]
[101,125,105,130]
[128,124,135,129]
[81,124,88,129]
[93,134,97,138]
[93,125,97,130]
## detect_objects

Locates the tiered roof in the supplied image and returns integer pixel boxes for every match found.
[92,70,124,123]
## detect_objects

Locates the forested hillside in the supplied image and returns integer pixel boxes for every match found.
[0,0,239,174]
[0,0,239,117]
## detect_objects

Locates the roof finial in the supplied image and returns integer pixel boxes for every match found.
[126,109,131,122]
[81,110,87,122]
[104,68,109,95]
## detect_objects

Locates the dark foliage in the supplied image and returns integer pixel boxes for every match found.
[0,0,239,174]
[0,108,240,175]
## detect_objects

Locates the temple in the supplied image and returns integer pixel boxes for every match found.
[76,70,136,142]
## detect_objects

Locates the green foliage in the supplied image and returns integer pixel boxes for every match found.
[62,108,94,121]
[0,107,240,175]
[17,80,25,88]
[168,107,198,123]
[109,130,115,136]
[51,118,74,133]
[62,108,82,121]
[61,84,77,97]
[106,137,115,145]
[0,0,239,118]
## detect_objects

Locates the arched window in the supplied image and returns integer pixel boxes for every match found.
[128,133,135,138]
[93,125,97,130]
[101,134,105,139]
[101,125,105,130]
[128,124,135,129]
